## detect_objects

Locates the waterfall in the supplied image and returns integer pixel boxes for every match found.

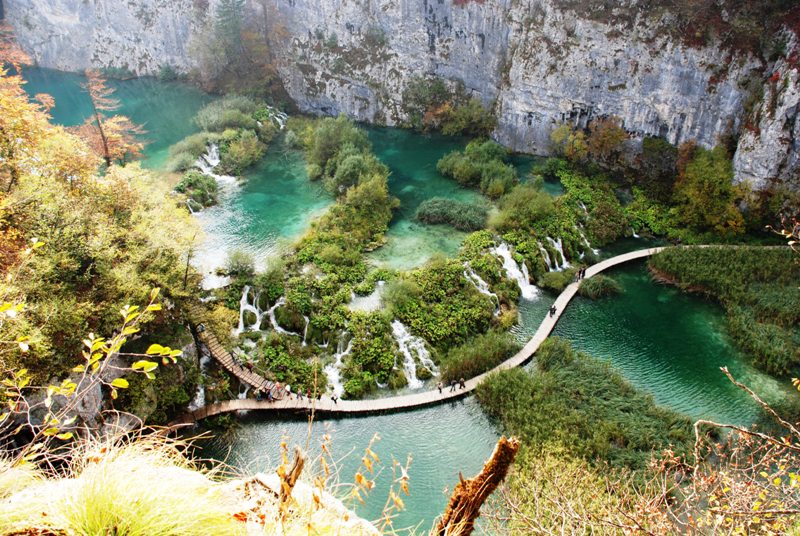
[193,143,239,189]
[578,200,589,215]
[187,350,212,411]
[578,229,600,256]
[391,320,438,389]
[348,281,385,312]
[185,200,195,214]
[545,237,571,271]
[323,335,353,398]
[235,285,265,336]
[235,288,300,338]
[301,315,310,346]
[631,229,640,238]
[266,297,300,337]
[491,243,538,300]
[463,264,500,316]
[237,384,250,400]
[537,241,554,271]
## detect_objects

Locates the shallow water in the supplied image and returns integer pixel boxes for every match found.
[22,67,211,169]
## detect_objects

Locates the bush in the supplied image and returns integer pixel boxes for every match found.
[437,139,518,198]
[578,275,622,299]
[441,98,497,137]
[538,269,577,292]
[491,183,556,232]
[175,170,219,208]
[476,338,694,470]
[439,331,521,382]
[225,250,255,278]
[416,197,488,231]
[195,96,259,132]
[219,130,266,174]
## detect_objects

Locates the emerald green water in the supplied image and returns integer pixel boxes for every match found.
[22,68,211,168]
[24,69,789,531]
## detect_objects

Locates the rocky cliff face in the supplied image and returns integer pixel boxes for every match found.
[5,0,799,189]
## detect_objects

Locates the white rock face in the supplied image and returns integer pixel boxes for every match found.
[5,0,200,74]
[5,0,798,188]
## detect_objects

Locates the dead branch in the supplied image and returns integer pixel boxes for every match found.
[435,436,520,536]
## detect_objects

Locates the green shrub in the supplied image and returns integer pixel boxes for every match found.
[476,338,695,470]
[219,130,266,174]
[175,170,219,208]
[491,183,556,232]
[416,197,488,231]
[439,331,520,382]
[537,269,577,292]
[195,95,259,132]
[437,139,518,198]
[578,275,622,299]
[441,98,497,137]
[225,250,255,278]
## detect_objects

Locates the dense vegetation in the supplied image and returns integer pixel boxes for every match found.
[415,197,488,231]
[437,139,518,198]
[649,246,800,375]
[385,256,495,350]
[401,75,497,137]
[578,274,622,299]
[438,331,520,382]
[167,95,279,177]
[0,68,200,423]
[476,337,694,470]
[175,170,219,210]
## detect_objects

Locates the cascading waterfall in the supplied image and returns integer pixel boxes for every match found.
[237,384,251,400]
[578,200,589,215]
[348,281,386,312]
[491,243,538,300]
[187,350,212,411]
[537,241,554,271]
[463,264,500,316]
[193,143,239,190]
[391,320,438,389]
[236,285,265,336]
[545,237,571,271]
[235,287,300,338]
[302,316,310,346]
[323,336,353,398]
[578,229,600,256]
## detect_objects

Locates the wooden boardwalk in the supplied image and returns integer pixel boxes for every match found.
[187,304,283,397]
[173,246,668,425]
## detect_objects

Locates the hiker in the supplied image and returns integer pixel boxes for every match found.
[549,305,557,317]
[437,381,443,394]
[459,377,466,389]
[449,379,457,392]
[266,389,274,402]
[285,384,292,399]
[331,394,338,405]
[306,389,311,400]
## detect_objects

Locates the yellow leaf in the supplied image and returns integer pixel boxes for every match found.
[110,378,129,389]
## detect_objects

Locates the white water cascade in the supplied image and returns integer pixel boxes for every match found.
[187,350,212,411]
[545,237,571,271]
[492,243,538,300]
[391,321,438,389]
[537,242,554,271]
[323,336,353,398]
[235,286,300,338]
[348,281,386,312]
[463,264,500,316]
[193,144,239,190]
[578,229,600,256]
[302,316,310,346]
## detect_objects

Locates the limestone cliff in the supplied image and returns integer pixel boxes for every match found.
[5,0,799,189]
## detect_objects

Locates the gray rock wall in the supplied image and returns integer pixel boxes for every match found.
[5,0,798,189]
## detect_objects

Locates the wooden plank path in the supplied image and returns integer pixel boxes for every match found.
[173,246,669,426]
[186,304,283,396]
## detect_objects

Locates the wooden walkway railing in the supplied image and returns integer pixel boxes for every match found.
[186,304,283,397]
[172,246,669,425]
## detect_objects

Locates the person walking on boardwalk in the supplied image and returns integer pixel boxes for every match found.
[437,381,443,394]
[449,379,457,392]
[331,394,338,405]
[459,377,466,389]
[549,305,557,317]
[285,384,292,399]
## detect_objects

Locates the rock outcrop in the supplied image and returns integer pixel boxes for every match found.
[5,0,798,189]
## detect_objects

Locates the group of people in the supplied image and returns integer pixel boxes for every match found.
[436,378,466,393]
[254,381,339,404]
[575,267,588,280]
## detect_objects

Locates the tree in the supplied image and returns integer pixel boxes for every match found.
[672,145,744,235]
[549,124,588,162]
[586,117,627,168]
[75,70,144,167]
